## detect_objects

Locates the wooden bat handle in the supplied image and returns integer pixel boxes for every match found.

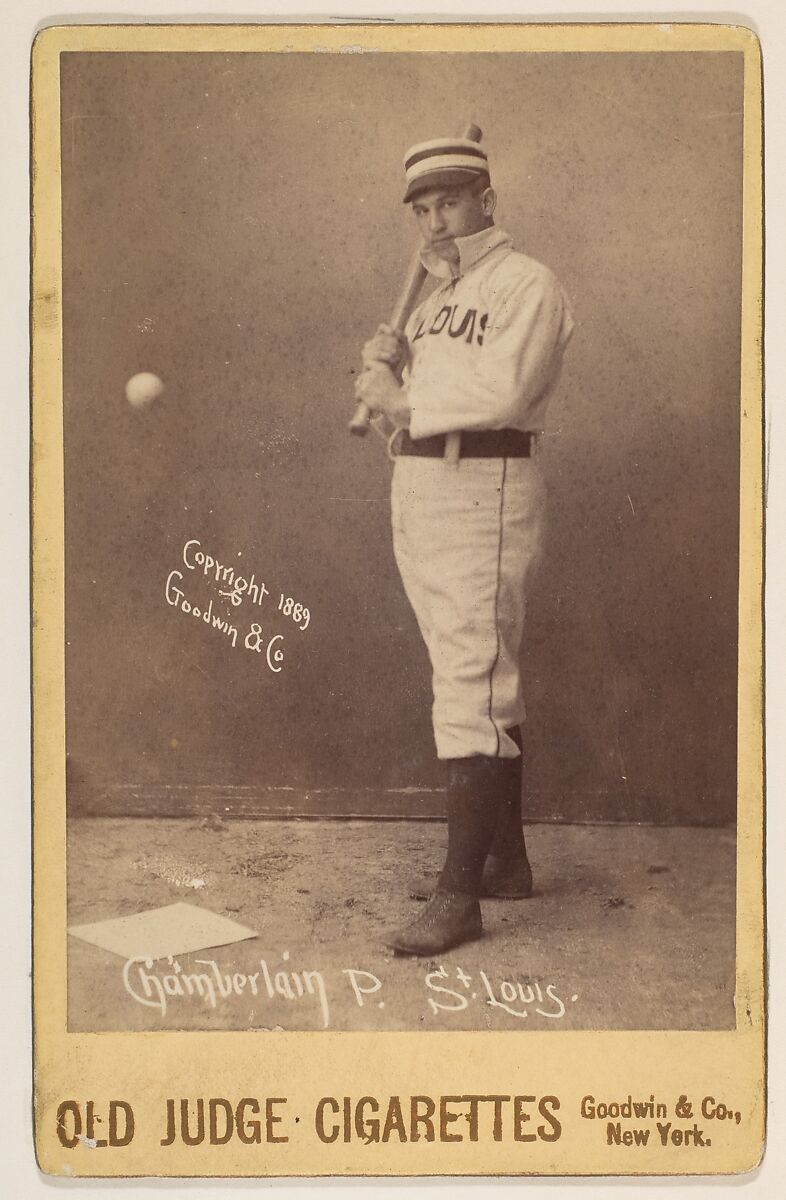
[348,255,426,435]
[350,123,482,436]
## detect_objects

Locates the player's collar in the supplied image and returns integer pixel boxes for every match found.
[419,226,513,280]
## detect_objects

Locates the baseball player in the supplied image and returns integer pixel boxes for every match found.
[354,136,574,955]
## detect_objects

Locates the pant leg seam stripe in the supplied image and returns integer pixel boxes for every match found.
[487,457,507,757]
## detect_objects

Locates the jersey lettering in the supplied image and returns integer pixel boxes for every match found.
[430,305,452,335]
[412,304,488,347]
[447,307,476,341]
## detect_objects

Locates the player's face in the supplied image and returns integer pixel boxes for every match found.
[411,183,493,265]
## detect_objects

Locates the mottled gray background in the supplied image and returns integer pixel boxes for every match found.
[61,50,743,823]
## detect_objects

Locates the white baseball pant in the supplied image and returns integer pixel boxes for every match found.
[391,453,546,760]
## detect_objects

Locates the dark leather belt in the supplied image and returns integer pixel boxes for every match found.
[394,429,534,458]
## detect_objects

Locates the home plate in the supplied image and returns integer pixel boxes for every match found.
[68,902,258,961]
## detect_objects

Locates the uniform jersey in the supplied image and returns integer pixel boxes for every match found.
[402,226,574,439]
[390,224,574,761]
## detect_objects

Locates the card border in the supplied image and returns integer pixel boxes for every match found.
[31,20,764,1178]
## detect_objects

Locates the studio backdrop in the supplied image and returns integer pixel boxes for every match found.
[60,48,743,824]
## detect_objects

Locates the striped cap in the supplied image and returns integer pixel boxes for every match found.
[402,137,490,203]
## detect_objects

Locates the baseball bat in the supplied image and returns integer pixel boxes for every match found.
[349,122,483,436]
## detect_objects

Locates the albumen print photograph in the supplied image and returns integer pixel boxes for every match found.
[59,45,743,1034]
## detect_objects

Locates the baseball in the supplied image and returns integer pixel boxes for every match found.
[125,371,165,408]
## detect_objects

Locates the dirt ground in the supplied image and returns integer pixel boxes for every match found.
[67,818,736,1033]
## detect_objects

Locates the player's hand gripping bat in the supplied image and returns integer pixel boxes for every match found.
[349,123,483,436]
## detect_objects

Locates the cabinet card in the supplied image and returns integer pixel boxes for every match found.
[31,20,764,1178]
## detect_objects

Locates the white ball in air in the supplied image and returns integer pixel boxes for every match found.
[125,372,165,408]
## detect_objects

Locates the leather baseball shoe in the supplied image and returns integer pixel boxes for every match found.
[384,890,482,955]
[409,852,533,902]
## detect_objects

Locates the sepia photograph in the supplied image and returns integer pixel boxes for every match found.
[19,6,772,1181]
[53,40,748,1037]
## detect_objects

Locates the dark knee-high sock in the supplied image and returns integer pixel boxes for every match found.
[438,757,504,896]
[488,725,528,863]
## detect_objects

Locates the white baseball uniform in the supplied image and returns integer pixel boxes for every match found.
[391,225,574,760]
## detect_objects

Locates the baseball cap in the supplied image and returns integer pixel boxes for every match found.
[402,137,490,203]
